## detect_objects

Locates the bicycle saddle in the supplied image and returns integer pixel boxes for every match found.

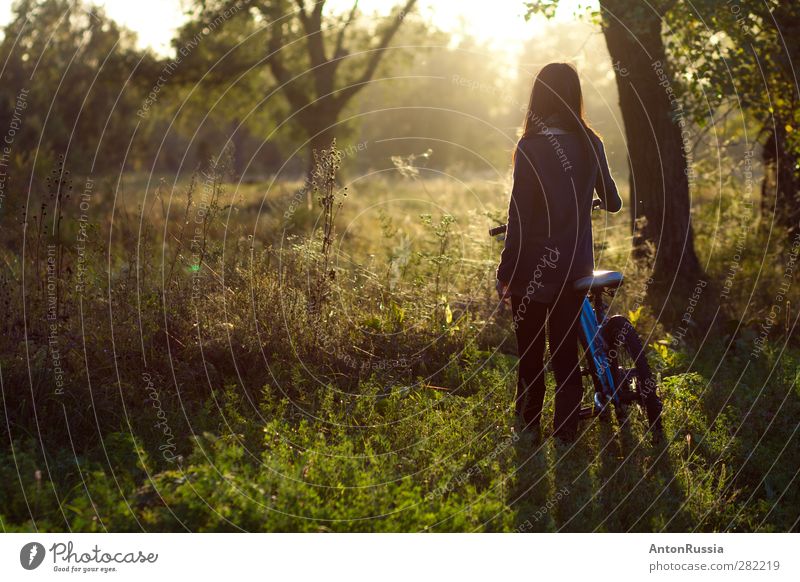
[572,270,624,292]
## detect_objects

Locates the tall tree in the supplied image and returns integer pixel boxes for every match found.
[188,0,418,171]
[0,0,152,178]
[666,0,800,239]
[600,0,706,300]
[526,1,708,318]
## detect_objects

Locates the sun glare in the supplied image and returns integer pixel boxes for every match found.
[0,0,599,56]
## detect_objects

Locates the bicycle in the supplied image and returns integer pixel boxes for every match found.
[490,205,665,441]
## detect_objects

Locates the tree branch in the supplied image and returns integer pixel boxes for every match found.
[294,0,309,23]
[335,0,416,106]
[654,0,678,18]
[264,8,310,112]
[334,0,359,59]
[690,101,735,157]
[294,0,331,97]
[311,0,324,20]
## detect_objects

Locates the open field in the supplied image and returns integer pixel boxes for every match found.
[1,158,798,532]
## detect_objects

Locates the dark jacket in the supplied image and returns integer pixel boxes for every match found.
[497,129,622,300]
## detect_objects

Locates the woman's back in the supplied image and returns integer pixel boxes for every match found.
[496,61,622,443]
[497,128,621,300]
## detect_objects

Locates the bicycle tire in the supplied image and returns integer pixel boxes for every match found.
[602,315,664,438]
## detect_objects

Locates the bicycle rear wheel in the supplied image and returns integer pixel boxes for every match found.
[602,316,663,439]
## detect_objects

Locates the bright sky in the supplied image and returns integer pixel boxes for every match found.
[0,0,598,56]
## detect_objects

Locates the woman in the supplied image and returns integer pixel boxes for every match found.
[496,62,622,443]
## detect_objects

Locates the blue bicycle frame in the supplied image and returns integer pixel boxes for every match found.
[578,296,619,413]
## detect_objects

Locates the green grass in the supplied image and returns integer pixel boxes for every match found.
[0,154,798,532]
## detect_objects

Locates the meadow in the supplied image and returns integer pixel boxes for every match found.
[0,146,798,532]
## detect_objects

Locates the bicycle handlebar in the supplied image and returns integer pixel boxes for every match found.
[489,198,604,237]
[488,224,507,237]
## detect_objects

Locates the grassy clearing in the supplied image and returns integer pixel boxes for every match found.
[0,151,798,532]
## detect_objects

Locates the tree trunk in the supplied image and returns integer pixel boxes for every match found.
[761,121,800,239]
[763,2,800,239]
[600,1,708,321]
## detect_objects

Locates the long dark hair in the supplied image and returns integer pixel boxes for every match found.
[516,62,600,163]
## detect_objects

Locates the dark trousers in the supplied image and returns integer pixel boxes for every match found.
[511,291,584,438]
